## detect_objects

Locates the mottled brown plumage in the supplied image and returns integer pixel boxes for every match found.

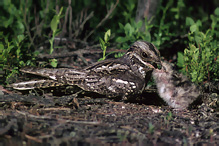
[152,61,200,110]
[11,41,161,99]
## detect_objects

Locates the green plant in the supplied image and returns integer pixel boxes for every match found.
[117,130,128,142]
[99,29,111,61]
[115,18,153,59]
[48,7,64,68]
[148,122,155,135]
[0,1,48,85]
[164,112,172,127]
[115,0,187,52]
[116,20,151,50]
[120,0,136,23]
[49,7,63,55]
[152,0,187,48]
[178,8,219,83]
[153,0,174,47]
[0,34,36,84]
[0,1,25,38]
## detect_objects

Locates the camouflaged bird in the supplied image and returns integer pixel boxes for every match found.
[152,61,200,110]
[11,41,161,99]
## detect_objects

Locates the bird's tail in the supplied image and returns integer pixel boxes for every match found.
[10,67,87,90]
[9,79,64,90]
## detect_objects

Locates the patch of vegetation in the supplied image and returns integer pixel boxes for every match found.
[115,0,188,50]
[177,8,219,83]
[0,34,37,84]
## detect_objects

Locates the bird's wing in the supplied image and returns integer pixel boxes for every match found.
[83,58,131,75]
[20,67,85,81]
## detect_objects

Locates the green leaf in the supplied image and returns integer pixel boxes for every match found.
[118,23,124,29]
[136,20,143,29]
[58,7,63,17]
[116,37,127,43]
[50,15,58,32]
[215,7,219,16]
[104,29,111,42]
[190,24,197,33]
[99,38,105,50]
[16,21,25,34]
[50,59,58,68]
[19,60,25,66]
[98,58,104,61]
[148,122,155,134]
[177,52,184,67]
[189,44,197,52]
[170,8,178,12]
[124,23,133,36]
[114,52,125,58]
[196,20,202,27]
[195,35,202,44]
[210,15,217,28]
[50,7,63,33]
[17,35,24,43]
[186,17,195,26]
[0,43,4,50]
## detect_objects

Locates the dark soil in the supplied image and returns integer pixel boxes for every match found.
[0,88,218,146]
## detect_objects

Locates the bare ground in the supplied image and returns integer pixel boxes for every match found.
[0,88,218,146]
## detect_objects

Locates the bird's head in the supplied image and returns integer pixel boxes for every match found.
[127,41,162,69]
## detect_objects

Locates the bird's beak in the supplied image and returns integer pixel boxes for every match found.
[157,61,162,69]
[152,60,162,70]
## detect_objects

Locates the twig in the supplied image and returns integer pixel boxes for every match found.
[60,1,70,37]
[38,47,125,59]
[73,11,94,38]
[168,34,188,45]
[25,134,42,143]
[24,0,50,49]
[16,110,101,125]
[0,119,17,135]
[41,107,72,111]
[78,53,89,65]
[23,0,36,50]
[68,0,72,38]
[84,0,119,41]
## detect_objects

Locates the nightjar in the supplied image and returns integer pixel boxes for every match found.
[152,61,200,110]
[11,41,161,99]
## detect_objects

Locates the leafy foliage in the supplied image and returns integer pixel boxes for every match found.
[0,34,37,84]
[177,8,219,83]
[115,0,190,51]
[116,20,149,49]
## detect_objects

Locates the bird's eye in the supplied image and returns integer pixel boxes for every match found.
[142,52,148,58]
